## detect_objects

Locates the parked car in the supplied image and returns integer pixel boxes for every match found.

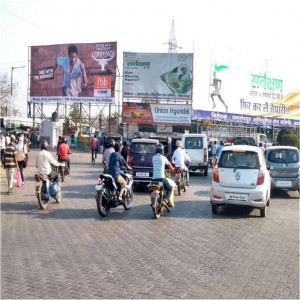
[210,145,271,217]
[265,146,299,193]
[128,138,159,184]
[181,133,208,175]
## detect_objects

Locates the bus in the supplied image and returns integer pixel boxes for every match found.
[0,117,41,132]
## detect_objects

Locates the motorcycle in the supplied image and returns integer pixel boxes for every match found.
[34,172,61,210]
[174,167,187,195]
[147,169,175,219]
[58,156,71,182]
[95,171,134,217]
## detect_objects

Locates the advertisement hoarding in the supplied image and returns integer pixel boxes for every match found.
[203,51,299,121]
[193,110,300,128]
[30,42,117,103]
[123,52,193,101]
[122,102,192,125]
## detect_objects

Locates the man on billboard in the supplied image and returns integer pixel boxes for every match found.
[55,45,88,96]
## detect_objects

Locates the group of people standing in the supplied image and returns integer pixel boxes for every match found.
[1,132,30,195]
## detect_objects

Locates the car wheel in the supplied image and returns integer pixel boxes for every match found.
[211,204,218,214]
[260,207,266,217]
[266,192,270,207]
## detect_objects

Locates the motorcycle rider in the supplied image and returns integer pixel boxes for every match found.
[152,143,175,205]
[107,142,132,202]
[172,140,191,186]
[57,137,72,172]
[36,140,60,181]
[102,139,115,173]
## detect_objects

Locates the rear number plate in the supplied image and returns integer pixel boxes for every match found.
[136,172,149,177]
[95,184,103,191]
[276,181,291,187]
[226,193,247,201]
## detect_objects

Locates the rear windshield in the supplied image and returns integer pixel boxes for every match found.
[185,137,203,149]
[267,149,299,163]
[130,143,157,154]
[219,151,259,169]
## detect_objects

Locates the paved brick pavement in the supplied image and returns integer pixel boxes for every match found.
[1,149,299,299]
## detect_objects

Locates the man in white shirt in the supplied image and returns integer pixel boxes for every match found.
[102,140,115,173]
[152,144,174,205]
[0,132,6,166]
[172,140,191,185]
[36,140,60,181]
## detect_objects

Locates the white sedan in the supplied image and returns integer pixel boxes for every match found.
[210,145,271,217]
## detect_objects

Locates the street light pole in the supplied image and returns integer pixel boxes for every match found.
[10,65,26,127]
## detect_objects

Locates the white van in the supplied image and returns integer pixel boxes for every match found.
[181,133,209,176]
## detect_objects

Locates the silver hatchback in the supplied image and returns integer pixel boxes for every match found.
[265,146,300,192]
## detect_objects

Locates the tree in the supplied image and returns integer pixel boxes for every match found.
[277,128,290,145]
[0,72,19,117]
[282,134,299,147]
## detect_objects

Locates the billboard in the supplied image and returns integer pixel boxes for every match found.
[123,52,193,101]
[202,51,298,121]
[122,102,192,125]
[30,42,117,103]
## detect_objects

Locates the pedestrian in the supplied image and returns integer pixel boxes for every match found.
[36,132,40,149]
[121,141,129,162]
[5,133,10,147]
[3,135,19,195]
[91,134,98,162]
[0,132,6,167]
[15,137,26,184]
[212,141,217,165]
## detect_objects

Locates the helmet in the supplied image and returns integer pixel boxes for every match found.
[41,140,48,150]
[61,137,66,143]
[109,139,115,148]
[156,143,164,155]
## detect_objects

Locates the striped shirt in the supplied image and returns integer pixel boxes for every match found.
[4,144,17,168]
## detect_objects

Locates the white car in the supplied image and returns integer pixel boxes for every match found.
[210,145,271,217]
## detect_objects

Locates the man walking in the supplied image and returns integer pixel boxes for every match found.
[3,135,19,195]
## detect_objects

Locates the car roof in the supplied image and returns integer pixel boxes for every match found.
[266,146,299,151]
[221,145,261,152]
[131,138,158,143]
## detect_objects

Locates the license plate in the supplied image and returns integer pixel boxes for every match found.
[60,162,66,167]
[226,193,248,201]
[95,184,103,191]
[136,172,149,177]
[276,181,291,187]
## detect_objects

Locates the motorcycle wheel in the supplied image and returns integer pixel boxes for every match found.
[61,169,65,182]
[183,173,187,192]
[55,182,62,203]
[37,185,48,210]
[96,189,110,217]
[123,187,133,210]
[151,194,161,219]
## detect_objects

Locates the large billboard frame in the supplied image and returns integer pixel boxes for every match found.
[29,42,117,104]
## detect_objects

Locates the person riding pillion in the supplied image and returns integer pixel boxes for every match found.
[107,142,132,202]
[102,139,115,173]
[152,143,175,205]
[172,140,191,186]
[36,140,61,181]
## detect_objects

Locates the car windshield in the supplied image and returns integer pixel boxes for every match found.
[267,149,299,163]
[185,137,203,149]
[219,151,259,169]
[130,143,156,154]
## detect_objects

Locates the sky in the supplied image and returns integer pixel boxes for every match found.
[1,0,299,118]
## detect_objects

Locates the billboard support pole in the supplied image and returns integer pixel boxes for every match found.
[109,104,111,133]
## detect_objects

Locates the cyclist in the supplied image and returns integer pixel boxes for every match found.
[102,139,115,173]
[152,143,175,205]
[57,137,72,172]
[172,140,191,186]
[91,134,98,162]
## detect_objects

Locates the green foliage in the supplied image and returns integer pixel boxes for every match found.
[281,134,299,147]
[277,128,290,145]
